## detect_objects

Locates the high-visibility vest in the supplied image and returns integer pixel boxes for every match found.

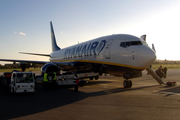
[53,72,56,81]
[43,73,48,82]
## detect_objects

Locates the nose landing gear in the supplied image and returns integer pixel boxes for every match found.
[123,73,133,88]
[123,80,132,88]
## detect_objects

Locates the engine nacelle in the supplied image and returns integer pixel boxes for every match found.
[41,63,60,75]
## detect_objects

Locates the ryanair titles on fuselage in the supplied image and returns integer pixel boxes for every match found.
[64,40,107,59]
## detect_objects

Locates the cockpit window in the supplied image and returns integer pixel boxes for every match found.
[120,41,142,48]
[120,42,126,48]
[131,41,142,45]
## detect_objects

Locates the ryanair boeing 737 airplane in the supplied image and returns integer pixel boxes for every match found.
[0,22,156,88]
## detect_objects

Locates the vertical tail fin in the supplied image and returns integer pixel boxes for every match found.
[50,21,61,52]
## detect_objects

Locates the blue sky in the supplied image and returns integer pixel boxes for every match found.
[0,0,180,64]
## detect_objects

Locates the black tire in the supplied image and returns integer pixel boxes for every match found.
[123,80,132,88]
[129,80,132,88]
[123,80,128,88]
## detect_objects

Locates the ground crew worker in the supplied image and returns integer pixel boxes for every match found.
[156,65,166,78]
[158,65,163,71]
[43,72,49,89]
[53,71,57,81]
[52,71,57,89]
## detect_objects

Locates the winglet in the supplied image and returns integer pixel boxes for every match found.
[50,21,61,52]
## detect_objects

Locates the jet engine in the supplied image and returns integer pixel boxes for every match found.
[41,63,60,75]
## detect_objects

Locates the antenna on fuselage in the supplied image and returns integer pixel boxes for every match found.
[50,21,61,52]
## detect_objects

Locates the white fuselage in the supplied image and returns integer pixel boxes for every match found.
[49,34,156,75]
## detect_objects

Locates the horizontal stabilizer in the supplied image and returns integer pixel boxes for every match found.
[19,52,50,57]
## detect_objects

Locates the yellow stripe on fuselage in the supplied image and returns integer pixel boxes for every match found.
[50,59,145,70]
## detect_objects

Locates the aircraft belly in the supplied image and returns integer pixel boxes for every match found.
[105,65,142,76]
[71,61,143,76]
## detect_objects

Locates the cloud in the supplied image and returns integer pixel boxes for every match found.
[19,32,26,36]
[14,31,17,34]
[60,31,67,36]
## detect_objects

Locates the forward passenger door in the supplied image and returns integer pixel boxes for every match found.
[105,39,113,59]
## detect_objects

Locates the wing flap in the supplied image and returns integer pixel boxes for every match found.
[0,59,75,69]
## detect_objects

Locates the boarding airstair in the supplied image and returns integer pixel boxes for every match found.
[146,67,166,85]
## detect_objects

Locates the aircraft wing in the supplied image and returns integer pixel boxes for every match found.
[0,59,75,69]
[19,52,50,57]
[53,62,75,69]
[0,59,48,64]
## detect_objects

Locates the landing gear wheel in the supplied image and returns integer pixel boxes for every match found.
[123,80,132,88]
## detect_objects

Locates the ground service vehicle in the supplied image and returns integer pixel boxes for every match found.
[62,70,99,80]
[56,74,86,85]
[56,75,86,91]
[9,72,35,93]
[75,70,99,80]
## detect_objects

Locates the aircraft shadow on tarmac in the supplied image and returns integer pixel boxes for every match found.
[0,83,157,119]
[154,86,180,97]
[84,80,112,86]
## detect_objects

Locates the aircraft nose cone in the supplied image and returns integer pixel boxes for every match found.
[138,46,156,68]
